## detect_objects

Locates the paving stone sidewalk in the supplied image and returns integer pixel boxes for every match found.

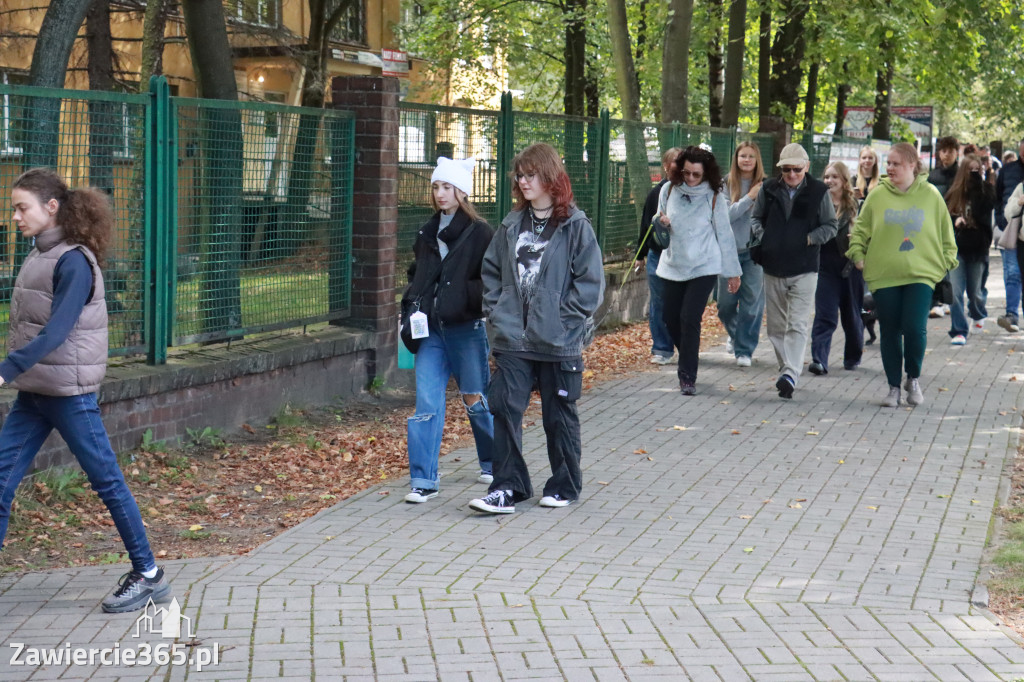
[3,288,1024,680]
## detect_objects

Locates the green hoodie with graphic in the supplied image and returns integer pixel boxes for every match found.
[846,174,958,291]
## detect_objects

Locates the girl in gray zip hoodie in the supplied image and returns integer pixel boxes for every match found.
[469,144,604,515]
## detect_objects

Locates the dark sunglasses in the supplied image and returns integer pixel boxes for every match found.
[780,166,805,174]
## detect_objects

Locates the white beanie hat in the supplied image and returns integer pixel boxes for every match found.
[431,156,475,196]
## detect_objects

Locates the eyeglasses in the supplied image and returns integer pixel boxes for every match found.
[515,172,537,183]
[682,171,703,178]
[780,166,805,174]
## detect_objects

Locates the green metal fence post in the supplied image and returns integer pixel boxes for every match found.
[594,109,611,252]
[496,92,513,219]
[145,75,171,365]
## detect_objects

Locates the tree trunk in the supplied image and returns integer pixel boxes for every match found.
[607,0,651,224]
[661,0,694,123]
[139,0,169,88]
[706,0,725,128]
[833,62,850,136]
[803,60,819,132]
[26,0,91,169]
[721,0,747,128]
[757,7,770,120]
[563,0,587,117]
[767,0,809,119]
[181,0,244,336]
[86,0,116,197]
[872,38,894,140]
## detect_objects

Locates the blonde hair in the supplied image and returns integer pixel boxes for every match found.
[855,146,880,196]
[824,162,858,223]
[889,143,924,175]
[428,183,481,222]
[727,141,765,203]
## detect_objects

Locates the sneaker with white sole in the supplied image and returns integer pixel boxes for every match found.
[736,355,751,367]
[973,319,985,330]
[904,377,924,406]
[404,488,438,504]
[950,334,966,346]
[477,472,494,485]
[929,305,945,318]
[539,494,572,508]
[650,354,674,365]
[997,315,1021,333]
[725,337,734,353]
[468,489,515,514]
[101,568,172,613]
[882,386,902,408]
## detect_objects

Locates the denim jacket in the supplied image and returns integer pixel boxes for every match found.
[482,207,605,357]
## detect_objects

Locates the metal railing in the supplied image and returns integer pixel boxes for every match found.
[0,77,355,364]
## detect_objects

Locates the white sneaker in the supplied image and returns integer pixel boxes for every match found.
[404,488,438,504]
[477,472,493,485]
[725,337,734,353]
[904,377,924,406]
[929,306,945,318]
[973,318,985,330]
[736,355,751,367]
[942,304,950,315]
[951,334,966,346]
[651,354,674,365]
[882,386,902,408]
[539,494,572,508]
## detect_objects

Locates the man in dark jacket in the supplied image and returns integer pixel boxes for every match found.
[637,147,680,364]
[749,143,837,399]
[927,136,959,319]
[995,139,1024,332]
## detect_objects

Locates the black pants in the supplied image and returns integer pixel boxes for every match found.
[488,353,583,502]
[811,247,864,371]
[661,275,717,383]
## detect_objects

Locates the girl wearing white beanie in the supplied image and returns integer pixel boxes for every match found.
[400,157,496,503]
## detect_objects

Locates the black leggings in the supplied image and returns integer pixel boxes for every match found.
[661,275,717,382]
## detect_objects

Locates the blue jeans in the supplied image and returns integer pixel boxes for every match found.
[646,251,674,358]
[717,250,764,358]
[407,320,493,490]
[1002,249,1021,319]
[949,256,988,337]
[0,392,156,573]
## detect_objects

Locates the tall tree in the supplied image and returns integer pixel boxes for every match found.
[871,36,894,139]
[180,0,244,335]
[607,0,652,222]
[139,0,170,89]
[662,0,695,123]
[85,0,117,196]
[564,0,588,116]
[766,0,809,121]
[757,6,771,121]
[721,0,747,128]
[706,0,725,127]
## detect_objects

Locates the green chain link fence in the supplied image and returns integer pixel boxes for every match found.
[397,100,875,268]
[0,78,355,364]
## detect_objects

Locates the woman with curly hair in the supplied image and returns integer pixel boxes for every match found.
[654,145,741,395]
[0,168,172,613]
[469,143,604,514]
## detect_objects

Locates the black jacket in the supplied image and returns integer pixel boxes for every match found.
[637,179,669,260]
[927,162,958,199]
[950,176,997,262]
[752,176,833,278]
[403,209,494,328]
[996,159,1024,229]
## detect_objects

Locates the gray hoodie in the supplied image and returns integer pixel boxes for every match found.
[482,207,605,357]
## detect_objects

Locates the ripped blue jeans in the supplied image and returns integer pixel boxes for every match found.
[407,319,493,490]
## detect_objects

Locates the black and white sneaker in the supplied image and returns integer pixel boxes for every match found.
[539,494,572,508]
[468,489,515,514]
[776,375,795,399]
[101,568,172,613]
[404,488,438,504]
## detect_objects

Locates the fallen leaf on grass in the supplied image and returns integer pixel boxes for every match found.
[254,485,262,493]
[189,524,203,531]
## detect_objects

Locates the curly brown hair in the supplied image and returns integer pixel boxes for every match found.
[669,146,724,192]
[12,168,113,267]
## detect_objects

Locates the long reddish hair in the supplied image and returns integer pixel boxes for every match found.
[510,143,575,224]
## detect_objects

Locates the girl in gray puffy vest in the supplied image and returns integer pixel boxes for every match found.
[0,168,172,613]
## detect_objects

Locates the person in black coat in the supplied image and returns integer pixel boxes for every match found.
[401,157,495,504]
[637,147,681,364]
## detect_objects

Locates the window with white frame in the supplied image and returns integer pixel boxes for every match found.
[1,73,27,155]
[227,0,280,27]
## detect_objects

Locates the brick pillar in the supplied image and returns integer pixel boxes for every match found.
[331,76,400,382]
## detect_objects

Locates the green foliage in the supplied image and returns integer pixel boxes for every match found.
[367,376,386,396]
[139,428,168,454]
[185,426,224,448]
[29,467,89,503]
[179,528,212,540]
[273,404,305,428]
[90,552,127,565]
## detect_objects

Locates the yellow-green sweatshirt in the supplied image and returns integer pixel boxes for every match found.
[846,174,958,291]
